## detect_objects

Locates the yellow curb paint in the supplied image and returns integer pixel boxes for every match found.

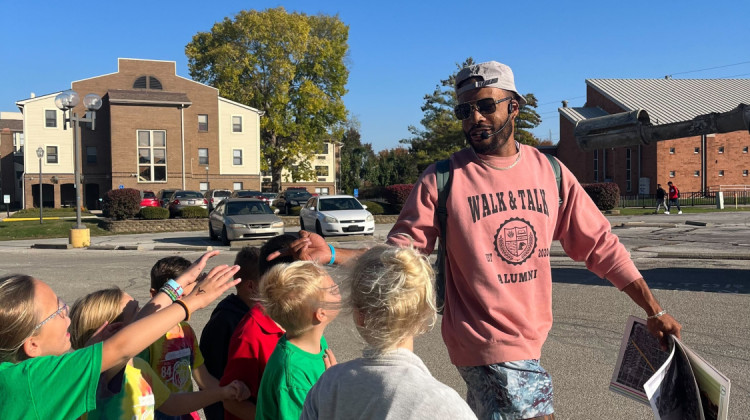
[2,217,61,222]
[69,228,91,248]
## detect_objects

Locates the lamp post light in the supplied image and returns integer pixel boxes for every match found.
[36,147,44,224]
[55,90,102,247]
[205,166,209,190]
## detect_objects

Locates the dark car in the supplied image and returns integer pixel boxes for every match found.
[167,190,208,217]
[273,189,313,215]
[231,190,265,200]
[156,189,177,208]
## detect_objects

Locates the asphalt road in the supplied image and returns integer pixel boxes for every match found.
[0,211,748,419]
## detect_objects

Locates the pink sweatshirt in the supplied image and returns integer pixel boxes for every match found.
[387,145,641,366]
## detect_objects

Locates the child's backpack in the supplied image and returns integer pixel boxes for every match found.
[434,153,562,313]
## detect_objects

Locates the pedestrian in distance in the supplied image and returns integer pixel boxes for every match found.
[200,246,261,420]
[272,60,682,420]
[301,245,476,420]
[0,251,240,420]
[655,183,667,214]
[69,287,250,420]
[665,181,682,214]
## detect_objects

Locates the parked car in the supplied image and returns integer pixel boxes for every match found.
[299,195,375,237]
[231,190,266,201]
[208,198,284,245]
[273,189,313,215]
[167,190,208,217]
[205,189,232,212]
[156,189,177,208]
[140,190,160,208]
[261,192,278,203]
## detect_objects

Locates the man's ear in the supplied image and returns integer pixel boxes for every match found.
[22,336,41,359]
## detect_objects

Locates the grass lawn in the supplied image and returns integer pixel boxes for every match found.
[7,208,96,219]
[0,219,112,241]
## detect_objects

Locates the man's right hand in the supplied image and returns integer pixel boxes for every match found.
[266,230,331,264]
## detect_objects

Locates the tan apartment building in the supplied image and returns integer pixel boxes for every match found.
[556,79,750,196]
[16,58,263,209]
[261,141,341,195]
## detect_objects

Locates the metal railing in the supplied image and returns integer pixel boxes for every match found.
[619,191,750,208]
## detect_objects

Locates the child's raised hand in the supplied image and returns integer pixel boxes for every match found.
[174,250,220,290]
[182,264,241,311]
[323,348,338,370]
[222,380,251,401]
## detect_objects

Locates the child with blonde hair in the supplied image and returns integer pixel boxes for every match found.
[255,261,340,420]
[69,287,249,420]
[301,245,476,419]
[0,251,238,420]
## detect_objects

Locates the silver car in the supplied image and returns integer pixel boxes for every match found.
[167,190,208,217]
[209,198,285,245]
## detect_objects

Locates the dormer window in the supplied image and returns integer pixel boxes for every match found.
[133,76,163,90]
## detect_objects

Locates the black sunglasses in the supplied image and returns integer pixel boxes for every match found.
[454,97,512,120]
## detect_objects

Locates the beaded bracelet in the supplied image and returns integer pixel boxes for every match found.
[647,309,667,320]
[159,279,183,302]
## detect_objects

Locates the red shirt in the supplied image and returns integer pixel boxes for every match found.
[220,303,284,420]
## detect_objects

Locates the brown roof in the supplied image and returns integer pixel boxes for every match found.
[0,120,23,131]
[107,89,192,107]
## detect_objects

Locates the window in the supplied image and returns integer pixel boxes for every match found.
[315,166,329,177]
[669,147,675,154]
[45,110,57,128]
[743,170,748,177]
[133,75,163,90]
[86,146,97,164]
[315,187,330,195]
[232,116,242,132]
[593,150,599,182]
[694,147,700,154]
[46,146,58,164]
[625,149,632,192]
[694,170,700,177]
[198,148,208,165]
[198,114,208,132]
[718,146,724,154]
[669,171,675,178]
[233,149,243,165]
[199,182,209,192]
[320,143,329,154]
[744,146,748,154]
[233,182,243,190]
[13,132,24,152]
[137,130,167,182]
[719,170,724,177]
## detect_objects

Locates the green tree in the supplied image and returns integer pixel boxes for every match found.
[339,120,377,194]
[185,7,349,191]
[372,148,418,186]
[402,58,543,172]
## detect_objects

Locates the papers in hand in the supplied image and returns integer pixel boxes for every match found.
[609,316,731,420]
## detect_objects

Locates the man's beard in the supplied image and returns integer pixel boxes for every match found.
[464,121,514,155]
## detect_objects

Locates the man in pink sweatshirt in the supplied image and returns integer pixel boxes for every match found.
[275,61,681,420]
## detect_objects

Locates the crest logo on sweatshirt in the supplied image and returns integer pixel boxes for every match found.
[494,217,537,265]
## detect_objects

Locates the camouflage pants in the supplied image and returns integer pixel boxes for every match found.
[457,359,554,420]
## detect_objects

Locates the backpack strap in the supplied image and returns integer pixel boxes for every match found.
[543,153,563,206]
[434,159,451,313]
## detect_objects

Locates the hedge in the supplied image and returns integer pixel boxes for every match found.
[582,182,620,210]
[179,206,209,219]
[140,206,169,220]
[360,201,384,215]
[102,188,141,220]
[383,184,414,212]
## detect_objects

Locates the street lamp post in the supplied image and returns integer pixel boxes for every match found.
[55,90,102,247]
[36,147,44,224]
[205,166,209,190]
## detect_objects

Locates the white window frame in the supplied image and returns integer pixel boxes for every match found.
[315,187,330,195]
[198,114,208,132]
[199,182,209,192]
[137,130,168,183]
[198,148,209,165]
[315,165,329,177]
[232,115,243,133]
[669,147,675,154]
[44,109,57,128]
[13,132,24,152]
[46,145,59,164]
[743,170,748,177]
[718,170,724,177]
[233,182,243,190]
[232,149,243,166]
[669,171,675,178]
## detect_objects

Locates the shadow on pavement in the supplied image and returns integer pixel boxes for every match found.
[552,267,750,295]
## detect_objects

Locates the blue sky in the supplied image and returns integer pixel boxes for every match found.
[1,0,748,152]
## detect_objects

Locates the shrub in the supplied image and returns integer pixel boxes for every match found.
[102,188,141,220]
[384,184,414,212]
[140,206,169,220]
[179,206,209,218]
[582,182,620,210]
[288,206,301,216]
[360,201,384,215]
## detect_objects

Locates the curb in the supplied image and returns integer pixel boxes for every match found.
[655,251,750,260]
[152,245,214,252]
[31,243,73,249]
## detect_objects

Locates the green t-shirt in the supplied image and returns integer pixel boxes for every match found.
[0,342,103,420]
[256,335,328,420]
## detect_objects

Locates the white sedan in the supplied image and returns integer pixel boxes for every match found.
[299,195,375,237]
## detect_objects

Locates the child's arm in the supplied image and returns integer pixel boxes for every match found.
[193,364,220,390]
[158,380,250,416]
[223,399,257,420]
[100,256,240,372]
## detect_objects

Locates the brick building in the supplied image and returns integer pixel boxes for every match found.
[0,112,24,208]
[556,79,750,195]
[15,58,264,209]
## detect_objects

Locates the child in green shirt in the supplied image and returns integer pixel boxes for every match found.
[255,261,340,420]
